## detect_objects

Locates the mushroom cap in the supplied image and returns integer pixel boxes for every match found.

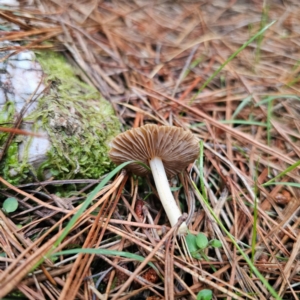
[109,124,199,177]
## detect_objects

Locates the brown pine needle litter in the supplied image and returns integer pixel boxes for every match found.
[0,1,300,299]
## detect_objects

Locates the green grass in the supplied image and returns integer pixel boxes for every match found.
[232,96,253,119]
[31,161,138,270]
[255,4,269,64]
[190,20,276,103]
[250,163,259,275]
[52,248,159,273]
[190,181,281,299]
[53,161,134,248]
[262,159,300,187]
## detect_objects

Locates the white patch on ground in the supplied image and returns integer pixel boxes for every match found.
[0,42,50,167]
[0,0,19,6]
[1,49,45,114]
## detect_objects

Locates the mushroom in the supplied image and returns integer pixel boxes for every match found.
[109,124,199,234]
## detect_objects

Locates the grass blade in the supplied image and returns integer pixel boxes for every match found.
[191,181,281,300]
[190,20,276,102]
[52,248,159,273]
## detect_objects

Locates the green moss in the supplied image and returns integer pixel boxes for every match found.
[35,51,120,180]
[1,51,121,183]
[0,102,30,184]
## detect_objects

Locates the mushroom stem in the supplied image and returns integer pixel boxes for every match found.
[149,157,187,234]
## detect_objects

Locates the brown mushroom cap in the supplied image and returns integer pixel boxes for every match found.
[109,124,199,177]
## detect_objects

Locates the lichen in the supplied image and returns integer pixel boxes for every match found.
[1,51,121,183]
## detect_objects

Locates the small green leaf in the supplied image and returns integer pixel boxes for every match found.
[50,169,59,176]
[186,233,198,253]
[196,233,208,249]
[197,289,213,300]
[60,166,69,172]
[170,185,182,192]
[210,239,222,248]
[186,234,202,259]
[2,197,18,213]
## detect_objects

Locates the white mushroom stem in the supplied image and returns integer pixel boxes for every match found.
[149,157,188,234]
